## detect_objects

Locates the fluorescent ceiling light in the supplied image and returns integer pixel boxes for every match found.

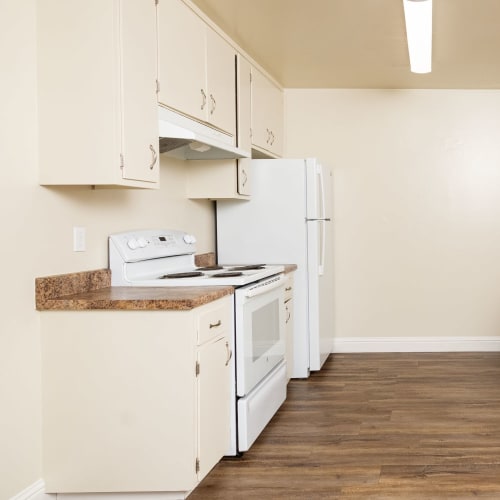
[403,0,433,73]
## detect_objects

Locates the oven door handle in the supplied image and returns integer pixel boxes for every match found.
[243,275,284,298]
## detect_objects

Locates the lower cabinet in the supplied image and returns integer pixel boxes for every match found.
[284,274,295,382]
[41,296,233,495]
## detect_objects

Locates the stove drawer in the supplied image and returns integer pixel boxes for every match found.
[197,299,232,345]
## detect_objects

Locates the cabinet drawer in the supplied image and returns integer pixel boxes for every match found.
[197,301,231,345]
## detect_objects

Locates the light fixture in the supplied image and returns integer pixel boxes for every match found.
[403,0,433,73]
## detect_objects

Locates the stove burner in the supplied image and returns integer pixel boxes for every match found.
[211,271,244,278]
[196,265,224,271]
[228,265,266,271]
[161,271,204,279]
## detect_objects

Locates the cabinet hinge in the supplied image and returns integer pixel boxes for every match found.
[119,153,124,170]
[156,79,160,94]
[195,360,200,376]
[196,457,200,473]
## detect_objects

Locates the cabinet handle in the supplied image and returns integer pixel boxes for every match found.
[201,89,207,110]
[284,297,292,304]
[266,128,271,144]
[270,131,275,145]
[225,341,233,366]
[149,144,157,170]
[209,319,222,329]
[241,168,248,187]
[285,286,292,292]
[210,94,216,115]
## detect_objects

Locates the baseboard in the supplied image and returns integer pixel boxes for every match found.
[331,336,500,353]
[10,481,188,500]
[9,480,54,500]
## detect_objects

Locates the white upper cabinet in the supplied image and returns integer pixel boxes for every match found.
[37,0,159,188]
[159,0,237,137]
[119,0,160,184]
[186,54,252,200]
[206,29,238,135]
[237,54,253,156]
[251,66,284,158]
[158,0,206,123]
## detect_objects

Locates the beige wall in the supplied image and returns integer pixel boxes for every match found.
[0,1,215,497]
[285,89,500,342]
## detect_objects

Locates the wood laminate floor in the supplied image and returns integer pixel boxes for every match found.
[189,352,500,499]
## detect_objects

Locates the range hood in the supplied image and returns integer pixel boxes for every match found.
[158,106,250,160]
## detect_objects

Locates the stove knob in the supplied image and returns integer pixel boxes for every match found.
[137,237,148,248]
[183,234,196,245]
[127,238,139,250]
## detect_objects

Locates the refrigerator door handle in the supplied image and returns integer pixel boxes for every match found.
[317,165,327,276]
[319,219,326,276]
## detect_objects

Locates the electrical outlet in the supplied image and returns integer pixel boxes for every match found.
[73,226,86,252]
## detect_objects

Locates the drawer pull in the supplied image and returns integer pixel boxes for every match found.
[284,298,292,304]
[209,320,222,329]
[285,286,292,292]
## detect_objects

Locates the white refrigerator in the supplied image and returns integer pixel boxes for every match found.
[216,158,334,378]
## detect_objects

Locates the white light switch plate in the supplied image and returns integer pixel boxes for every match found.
[73,226,86,252]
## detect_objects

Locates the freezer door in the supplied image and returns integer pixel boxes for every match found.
[306,162,334,370]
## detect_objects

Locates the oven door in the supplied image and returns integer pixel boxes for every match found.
[234,274,286,397]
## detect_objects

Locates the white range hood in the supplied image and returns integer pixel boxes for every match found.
[158,106,250,160]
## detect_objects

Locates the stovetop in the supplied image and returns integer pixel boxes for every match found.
[109,229,284,287]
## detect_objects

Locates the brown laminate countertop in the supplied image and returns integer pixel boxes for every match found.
[36,268,233,311]
[36,259,295,312]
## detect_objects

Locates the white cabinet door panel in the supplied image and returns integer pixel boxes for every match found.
[120,0,159,183]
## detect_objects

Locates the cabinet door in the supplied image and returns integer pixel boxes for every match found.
[159,0,206,122]
[120,0,159,183]
[251,67,284,157]
[237,54,252,154]
[37,0,159,187]
[197,336,231,480]
[42,310,198,493]
[206,28,236,135]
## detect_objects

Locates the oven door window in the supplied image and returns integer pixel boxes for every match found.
[252,300,280,361]
[235,286,285,397]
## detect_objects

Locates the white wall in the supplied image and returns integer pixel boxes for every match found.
[0,1,215,498]
[285,89,500,344]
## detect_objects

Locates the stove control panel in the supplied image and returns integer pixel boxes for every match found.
[109,229,196,263]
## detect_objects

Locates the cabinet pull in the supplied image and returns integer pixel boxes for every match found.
[200,89,207,110]
[149,144,157,170]
[266,128,271,144]
[285,307,291,323]
[210,94,216,115]
[284,297,292,304]
[270,131,275,145]
[209,319,222,329]
[285,286,292,292]
[241,168,248,187]
[225,341,233,366]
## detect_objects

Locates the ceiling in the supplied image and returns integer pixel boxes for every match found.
[190,0,500,89]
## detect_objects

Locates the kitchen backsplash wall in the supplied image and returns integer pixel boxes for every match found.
[0,1,215,498]
[285,88,500,345]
